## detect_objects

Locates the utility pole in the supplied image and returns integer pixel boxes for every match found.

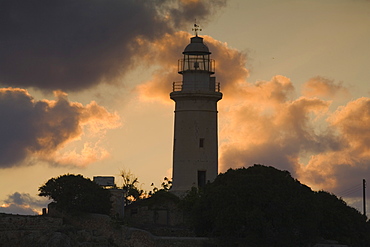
[363,179,366,217]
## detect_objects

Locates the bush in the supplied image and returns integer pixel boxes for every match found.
[39,174,111,215]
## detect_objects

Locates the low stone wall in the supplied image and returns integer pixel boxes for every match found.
[0,213,63,247]
[0,213,216,247]
[0,213,63,231]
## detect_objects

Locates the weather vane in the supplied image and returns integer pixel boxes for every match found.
[192,20,202,36]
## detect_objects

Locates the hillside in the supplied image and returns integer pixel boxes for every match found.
[181,165,370,246]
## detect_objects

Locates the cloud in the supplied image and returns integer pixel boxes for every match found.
[0,0,226,92]
[329,97,370,152]
[300,97,370,192]
[0,88,120,168]
[168,0,227,29]
[219,76,337,175]
[0,192,49,215]
[302,76,350,99]
[136,32,189,103]
[219,73,370,198]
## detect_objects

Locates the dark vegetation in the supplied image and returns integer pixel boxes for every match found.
[119,168,173,206]
[181,165,370,246]
[38,174,111,215]
[37,166,370,246]
[119,169,144,205]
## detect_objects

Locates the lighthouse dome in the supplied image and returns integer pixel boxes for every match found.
[183,36,211,55]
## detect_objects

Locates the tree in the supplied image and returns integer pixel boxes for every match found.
[182,165,369,246]
[161,177,172,191]
[150,177,173,195]
[39,174,111,215]
[119,169,146,205]
[315,190,369,246]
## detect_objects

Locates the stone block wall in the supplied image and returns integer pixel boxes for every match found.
[0,213,62,231]
[0,212,215,247]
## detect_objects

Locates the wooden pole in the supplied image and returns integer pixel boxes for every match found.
[363,179,366,216]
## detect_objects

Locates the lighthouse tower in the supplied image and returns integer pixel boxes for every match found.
[170,26,222,193]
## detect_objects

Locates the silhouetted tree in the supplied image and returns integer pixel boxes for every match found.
[39,174,111,215]
[161,177,172,191]
[181,165,369,246]
[315,190,369,246]
[119,169,146,204]
[150,177,173,195]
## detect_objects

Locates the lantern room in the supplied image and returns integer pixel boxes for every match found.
[178,36,215,74]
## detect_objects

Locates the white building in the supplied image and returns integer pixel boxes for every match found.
[170,29,222,193]
[93,176,124,219]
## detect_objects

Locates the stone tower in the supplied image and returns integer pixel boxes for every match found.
[170,29,222,193]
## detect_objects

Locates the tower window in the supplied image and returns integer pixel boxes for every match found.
[199,138,204,148]
[198,170,206,188]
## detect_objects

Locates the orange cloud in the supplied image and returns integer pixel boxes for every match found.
[219,76,331,175]
[0,88,120,168]
[48,142,110,167]
[329,97,370,154]
[302,76,350,99]
[299,97,370,191]
[136,32,188,104]
[218,73,370,195]
[203,35,249,94]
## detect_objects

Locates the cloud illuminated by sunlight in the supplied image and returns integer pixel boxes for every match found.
[299,97,370,191]
[47,142,111,168]
[219,74,369,195]
[302,76,350,99]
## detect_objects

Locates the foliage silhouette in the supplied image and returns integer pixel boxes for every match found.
[39,174,111,215]
[150,177,173,195]
[181,165,369,246]
[119,169,146,205]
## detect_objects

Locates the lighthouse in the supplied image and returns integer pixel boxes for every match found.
[170,26,222,193]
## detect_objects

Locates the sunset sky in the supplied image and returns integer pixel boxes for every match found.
[1,0,370,215]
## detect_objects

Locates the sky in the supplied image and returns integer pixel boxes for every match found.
[1,0,370,215]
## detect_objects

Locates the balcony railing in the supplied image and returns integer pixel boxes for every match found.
[172,81,221,92]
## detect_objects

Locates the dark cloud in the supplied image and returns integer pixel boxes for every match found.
[0,0,226,92]
[0,88,120,168]
[0,203,38,215]
[0,192,49,215]
[4,192,47,208]
[168,0,227,29]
